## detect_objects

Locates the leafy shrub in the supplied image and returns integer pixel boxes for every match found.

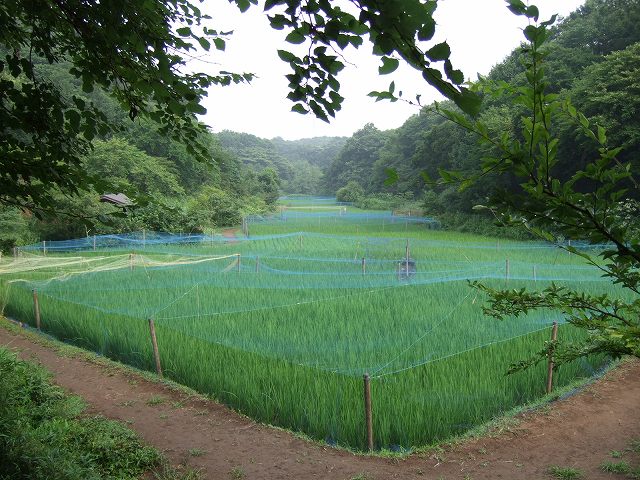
[0,347,159,480]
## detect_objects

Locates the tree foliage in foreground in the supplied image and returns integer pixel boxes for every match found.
[0,0,479,213]
[437,1,640,366]
[0,0,253,212]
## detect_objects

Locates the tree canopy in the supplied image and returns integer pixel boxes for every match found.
[1,0,479,213]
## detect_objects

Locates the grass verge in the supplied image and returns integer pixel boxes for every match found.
[0,344,160,479]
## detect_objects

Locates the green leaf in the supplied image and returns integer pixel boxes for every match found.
[277,50,297,62]
[506,0,527,16]
[525,5,539,20]
[268,14,287,30]
[454,88,482,117]
[66,109,81,132]
[264,0,282,11]
[379,56,399,75]
[176,27,192,37]
[235,0,251,13]
[285,30,306,44]
[578,112,590,128]
[426,42,450,61]
[417,18,436,41]
[291,104,308,114]
[213,38,225,51]
[190,103,207,115]
[198,37,211,51]
[597,125,607,145]
[523,25,538,43]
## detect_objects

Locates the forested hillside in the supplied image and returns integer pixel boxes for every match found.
[271,136,347,171]
[218,132,346,194]
[322,0,640,231]
[2,0,638,249]
[0,55,281,249]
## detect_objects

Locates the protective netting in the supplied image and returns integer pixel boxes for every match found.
[0,214,616,449]
[247,211,441,230]
[279,195,352,206]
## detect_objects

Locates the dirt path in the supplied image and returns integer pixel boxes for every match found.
[1,321,639,480]
[221,228,241,243]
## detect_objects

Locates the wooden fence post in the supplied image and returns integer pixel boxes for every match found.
[42,240,46,255]
[32,289,41,330]
[405,239,410,277]
[255,256,260,273]
[364,373,373,451]
[148,318,163,377]
[93,235,96,251]
[546,321,559,394]
[237,253,241,273]
[505,258,510,281]
[533,264,537,282]
[362,257,366,275]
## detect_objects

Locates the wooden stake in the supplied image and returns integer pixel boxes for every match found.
[12,246,17,257]
[505,258,510,281]
[405,239,410,277]
[129,253,134,271]
[32,289,41,330]
[546,321,559,394]
[148,318,163,377]
[364,373,373,451]
[237,253,241,273]
[533,265,537,282]
[42,240,46,255]
[142,229,146,249]
[93,235,96,251]
[255,256,260,273]
[362,257,366,275]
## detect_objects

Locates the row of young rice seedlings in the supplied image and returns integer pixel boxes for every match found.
[92,230,604,279]
[0,248,612,450]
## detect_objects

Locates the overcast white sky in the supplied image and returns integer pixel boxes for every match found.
[195,1,585,140]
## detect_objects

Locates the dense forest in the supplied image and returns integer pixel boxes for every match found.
[1,0,639,249]
[323,0,640,232]
[0,55,345,249]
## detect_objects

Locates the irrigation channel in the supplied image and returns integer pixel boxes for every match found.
[0,198,619,450]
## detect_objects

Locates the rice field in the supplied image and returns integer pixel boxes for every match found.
[0,198,620,450]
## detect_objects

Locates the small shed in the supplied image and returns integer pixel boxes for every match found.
[99,193,134,211]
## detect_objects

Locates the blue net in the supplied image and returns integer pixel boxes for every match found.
[0,213,617,450]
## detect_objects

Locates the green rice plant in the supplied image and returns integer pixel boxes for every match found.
[0,210,622,450]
